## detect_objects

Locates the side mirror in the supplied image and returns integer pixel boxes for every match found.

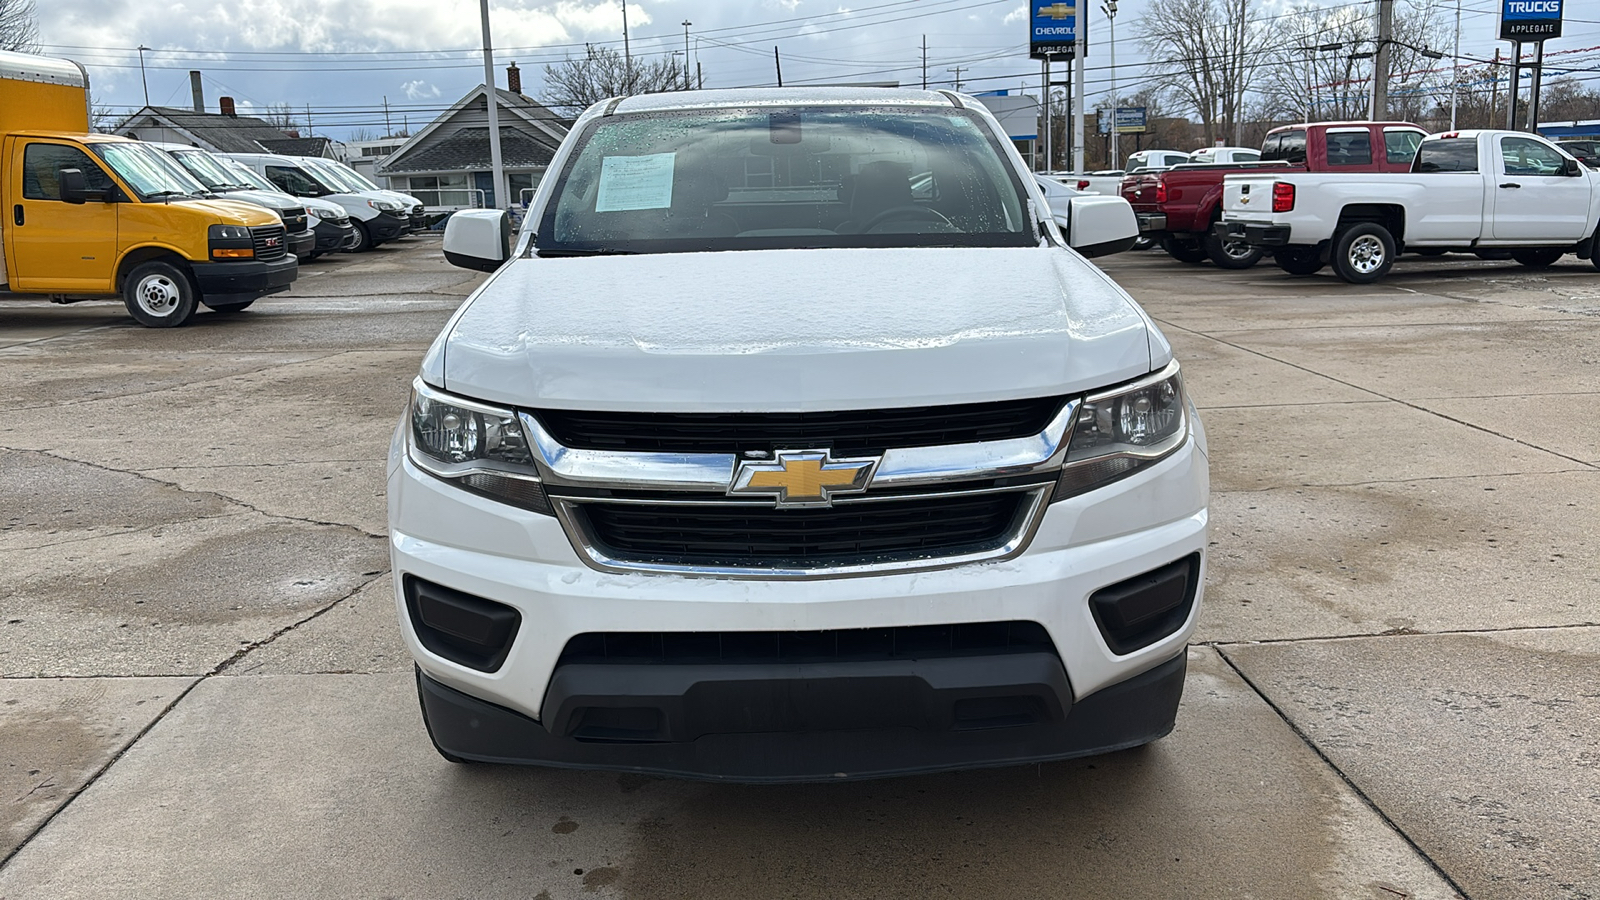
[443,209,510,272]
[1565,157,1583,177]
[1057,193,1139,258]
[59,168,88,204]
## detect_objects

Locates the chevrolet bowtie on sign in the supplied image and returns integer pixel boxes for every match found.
[728,449,879,508]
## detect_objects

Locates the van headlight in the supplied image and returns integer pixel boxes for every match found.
[310,206,341,220]
[407,379,550,515]
[1055,362,1188,500]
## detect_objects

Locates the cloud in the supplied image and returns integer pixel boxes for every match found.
[402,80,441,100]
[1003,4,1027,26]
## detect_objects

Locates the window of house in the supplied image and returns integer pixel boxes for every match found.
[405,173,472,207]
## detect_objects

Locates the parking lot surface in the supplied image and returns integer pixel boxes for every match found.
[2,239,1596,899]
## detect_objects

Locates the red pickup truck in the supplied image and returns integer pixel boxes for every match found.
[1124,121,1426,271]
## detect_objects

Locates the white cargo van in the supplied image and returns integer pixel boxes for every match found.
[224,152,408,251]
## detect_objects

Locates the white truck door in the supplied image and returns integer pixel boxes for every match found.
[1491,135,1589,242]
[1408,137,1485,243]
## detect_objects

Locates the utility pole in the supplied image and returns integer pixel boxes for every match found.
[1041,57,1051,172]
[948,66,965,92]
[1102,1,1118,168]
[921,35,928,90]
[305,103,313,137]
[480,0,506,209]
[383,96,392,137]
[774,47,783,87]
[137,45,151,107]
[1506,43,1521,130]
[1073,12,1086,173]
[1489,48,1501,127]
[1449,0,1461,129]
[1372,0,1393,121]
[682,21,693,90]
[1527,42,1543,132]
[621,1,630,64]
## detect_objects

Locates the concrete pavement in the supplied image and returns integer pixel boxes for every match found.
[2,240,1596,897]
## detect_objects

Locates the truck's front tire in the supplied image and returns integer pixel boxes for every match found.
[204,299,255,314]
[1161,235,1208,265]
[122,261,198,328]
[1331,223,1395,284]
[1511,248,1564,269]
[1273,246,1325,276]
[350,222,373,253]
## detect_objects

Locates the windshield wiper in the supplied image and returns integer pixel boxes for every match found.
[143,190,195,201]
[536,247,637,257]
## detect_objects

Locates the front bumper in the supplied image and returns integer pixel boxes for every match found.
[288,228,316,260]
[366,211,408,243]
[312,219,355,253]
[1136,212,1168,234]
[387,423,1209,780]
[191,255,297,302]
[407,209,426,233]
[1217,220,1291,247]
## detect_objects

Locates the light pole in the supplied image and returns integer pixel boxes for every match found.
[1100,1,1118,169]
[479,0,505,209]
[137,45,151,107]
[682,21,693,90]
[1450,0,1461,129]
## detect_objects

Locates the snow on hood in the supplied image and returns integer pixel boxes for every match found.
[434,246,1154,412]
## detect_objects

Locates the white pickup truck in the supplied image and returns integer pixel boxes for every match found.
[1217,129,1600,282]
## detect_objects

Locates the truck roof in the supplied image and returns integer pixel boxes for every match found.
[1266,121,1423,134]
[4,131,136,144]
[0,48,88,88]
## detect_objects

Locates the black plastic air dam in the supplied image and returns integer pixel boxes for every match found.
[414,653,1186,782]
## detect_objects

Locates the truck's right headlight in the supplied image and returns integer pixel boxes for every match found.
[407,379,551,515]
[310,207,341,220]
[1054,361,1188,500]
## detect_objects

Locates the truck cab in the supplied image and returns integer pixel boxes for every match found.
[150,142,316,261]
[0,50,297,327]
[223,152,410,252]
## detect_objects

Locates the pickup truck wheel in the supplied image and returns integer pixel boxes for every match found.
[203,299,255,314]
[1510,248,1565,269]
[1331,223,1396,284]
[1160,236,1208,265]
[350,221,372,253]
[1272,246,1325,276]
[1131,235,1155,251]
[1203,229,1266,269]
[122,261,198,328]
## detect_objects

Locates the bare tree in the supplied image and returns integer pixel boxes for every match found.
[260,103,300,130]
[540,44,690,116]
[2,0,39,52]
[1138,0,1272,146]
[348,126,380,141]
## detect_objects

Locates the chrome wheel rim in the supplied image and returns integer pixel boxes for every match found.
[1348,235,1385,274]
[135,274,182,317]
[1223,239,1256,260]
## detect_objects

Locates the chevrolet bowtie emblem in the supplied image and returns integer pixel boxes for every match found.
[728,449,879,508]
[1038,3,1074,19]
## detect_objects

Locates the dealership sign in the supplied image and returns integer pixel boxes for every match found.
[1501,0,1561,40]
[1114,107,1148,134]
[1031,2,1077,59]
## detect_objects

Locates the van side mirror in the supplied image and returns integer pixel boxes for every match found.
[443,209,511,272]
[60,168,89,204]
[1056,194,1139,258]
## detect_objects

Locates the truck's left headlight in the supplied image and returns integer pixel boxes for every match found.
[1055,361,1188,500]
[407,380,551,515]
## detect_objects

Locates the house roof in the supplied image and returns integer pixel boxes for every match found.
[376,85,569,176]
[379,126,557,173]
[129,106,293,153]
[259,136,336,158]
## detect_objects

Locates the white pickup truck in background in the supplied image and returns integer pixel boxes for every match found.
[1216,129,1600,283]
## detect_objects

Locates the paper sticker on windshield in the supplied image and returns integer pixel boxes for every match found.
[595,153,675,212]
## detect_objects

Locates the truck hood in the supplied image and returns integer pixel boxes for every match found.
[175,198,281,227]
[435,247,1156,412]
[214,188,298,211]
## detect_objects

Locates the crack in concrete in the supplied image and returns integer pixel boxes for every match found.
[0,511,252,553]
[1212,468,1598,493]
[1,447,387,539]
[2,349,355,412]
[1214,647,1474,900]
[129,459,379,472]
[0,568,388,870]
[1153,318,1600,472]
[1202,620,1600,648]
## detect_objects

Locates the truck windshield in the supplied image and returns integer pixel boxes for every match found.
[168,149,252,191]
[536,105,1033,255]
[92,143,208,200]
[221,159,283,193]
[327,160,382,192]
[303,159,364,192]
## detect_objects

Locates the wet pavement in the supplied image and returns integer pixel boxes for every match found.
[2,239,1596,898]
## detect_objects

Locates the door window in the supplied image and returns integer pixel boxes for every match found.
[1264,130,1305,164]
[21,144,115,200]
[1325,131,1373,166]
[1500,137,1566,176]
[1414,139,1478,173]
[265,165,328,196]
[1384,131,1423,164]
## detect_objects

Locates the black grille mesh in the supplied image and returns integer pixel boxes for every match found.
[250,225,288,260]
[535,396,1064,456]
[580,491,1026,567]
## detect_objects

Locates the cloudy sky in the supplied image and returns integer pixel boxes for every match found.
[35,0,1597,141]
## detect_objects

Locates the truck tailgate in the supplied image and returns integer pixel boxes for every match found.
[1222,174,1284,222]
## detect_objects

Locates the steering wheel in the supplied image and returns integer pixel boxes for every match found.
[856,204,956,233]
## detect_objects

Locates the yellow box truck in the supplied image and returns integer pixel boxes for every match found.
[1,49,297,327]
